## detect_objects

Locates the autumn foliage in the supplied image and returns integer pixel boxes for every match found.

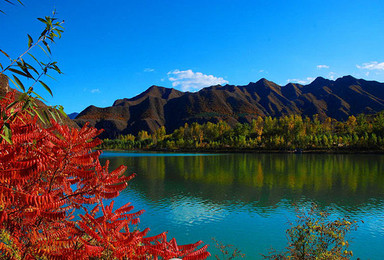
[0,91,210,259]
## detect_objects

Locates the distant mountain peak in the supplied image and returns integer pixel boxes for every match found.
[75,76,384,138]
[335,75,359,84]
[145,85,171,93]
[341,75,356,80]
[284,82,303,87]
[67,112,79,119]
[255,78,272,85]
[310,76,333,86]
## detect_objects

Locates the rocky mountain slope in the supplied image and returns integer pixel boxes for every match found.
[75,76,384,138]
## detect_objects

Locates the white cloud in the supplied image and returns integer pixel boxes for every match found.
[328,72,337,80]
[287,77,315,85]
[144,68,155,72]
[356,61,384,70]
[317,65,329,69]
[90,88,100,94]
[168,69,228,91]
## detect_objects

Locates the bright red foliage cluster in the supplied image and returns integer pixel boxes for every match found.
[0,91,210,259]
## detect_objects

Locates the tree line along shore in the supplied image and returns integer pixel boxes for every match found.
[98,112,384,152]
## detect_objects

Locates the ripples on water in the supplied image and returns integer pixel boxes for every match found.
[100,152,384,259]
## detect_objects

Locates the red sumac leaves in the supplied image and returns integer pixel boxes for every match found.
[0,91,209,259]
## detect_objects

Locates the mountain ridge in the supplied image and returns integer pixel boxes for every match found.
[74,76,384,139]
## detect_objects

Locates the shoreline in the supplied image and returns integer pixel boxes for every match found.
[98,147,384,154]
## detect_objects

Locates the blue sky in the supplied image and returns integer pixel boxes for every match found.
[1,0,384,113]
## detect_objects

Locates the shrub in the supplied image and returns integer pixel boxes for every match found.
[0,91,210,259]
[212,238,245,260]
[264,203,358,260]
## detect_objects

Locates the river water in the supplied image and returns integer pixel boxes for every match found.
[100,152,384,259]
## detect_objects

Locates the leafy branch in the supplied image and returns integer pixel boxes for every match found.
[0,4,65,143]
[1,11,64,95]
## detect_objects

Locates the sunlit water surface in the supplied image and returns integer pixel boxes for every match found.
[100,152,384,259]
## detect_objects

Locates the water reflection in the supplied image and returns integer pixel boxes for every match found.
[100,153,384,259]
[102,153,384,209]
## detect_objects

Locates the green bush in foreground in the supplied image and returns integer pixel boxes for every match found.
[264,204,358,260]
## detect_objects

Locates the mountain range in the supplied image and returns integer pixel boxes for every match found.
[74,75,384,139]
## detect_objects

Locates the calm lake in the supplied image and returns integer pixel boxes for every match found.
[99,152,384,259]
